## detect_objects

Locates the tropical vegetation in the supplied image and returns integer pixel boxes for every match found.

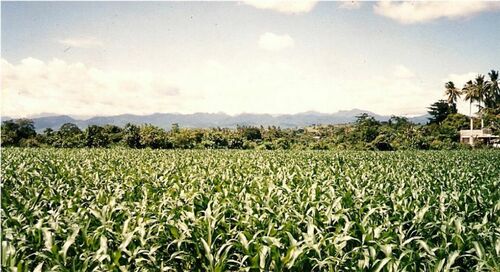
[2,148,499,271]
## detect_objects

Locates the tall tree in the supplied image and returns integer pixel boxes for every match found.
[85,125,109,148]
[485,70,499,109]
[238,126,262,141]
[444,81,460,112]
[1,120,20,146]
[1,119,36,146]
[56,123,84,148]
[59,123,82,137]
[15,119,37,139]
[462,80,477,130]
[354,113,380,142]
[427,100,454,125]
[473,75,487,128]
[103,124,123,144]
[139,124,166,148]
[123,123,141,148]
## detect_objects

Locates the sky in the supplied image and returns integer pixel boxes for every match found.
[2,1,500,118]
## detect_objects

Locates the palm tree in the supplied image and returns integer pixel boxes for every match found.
[444,81,460,112]
[474,75,487,128]
[462,80,477,130]
[485,70,499,108]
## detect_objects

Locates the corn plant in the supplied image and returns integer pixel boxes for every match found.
[1,148,499,271]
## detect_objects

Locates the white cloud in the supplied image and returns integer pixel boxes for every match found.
[170,59,437,117]
[352,73,434,116]
[338,1,361,10]
[393,65,415,79]
[1,58,180,117]
[242,0,318,14]
[444,72,478,88]
[374,1,500,24]
[258,32,295,51]
[1,57,445,118]
[58,37,103,48]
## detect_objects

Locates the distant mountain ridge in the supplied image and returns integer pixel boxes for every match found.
[2,109,430,131]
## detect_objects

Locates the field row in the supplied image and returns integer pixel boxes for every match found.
[2,149,499,271]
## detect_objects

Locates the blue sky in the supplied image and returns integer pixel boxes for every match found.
[2,1,500,118]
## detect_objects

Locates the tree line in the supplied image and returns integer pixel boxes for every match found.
[2,70,499,150]
[441,70,499,129]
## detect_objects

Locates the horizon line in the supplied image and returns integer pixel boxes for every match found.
[2,108,431,121]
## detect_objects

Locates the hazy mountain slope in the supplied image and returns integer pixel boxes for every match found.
[3,110,430,131]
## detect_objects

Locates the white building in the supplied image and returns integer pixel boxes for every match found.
[460,128,499,146]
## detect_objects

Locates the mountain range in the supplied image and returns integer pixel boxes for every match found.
[2,109,430,131]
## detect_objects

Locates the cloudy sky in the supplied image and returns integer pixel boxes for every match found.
[2,1,500,118]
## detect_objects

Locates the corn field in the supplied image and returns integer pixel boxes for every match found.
[1,148,499,271]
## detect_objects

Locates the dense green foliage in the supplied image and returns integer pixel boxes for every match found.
[427,100,457,125]
[2,149,499,271]
[0,114,477,150]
